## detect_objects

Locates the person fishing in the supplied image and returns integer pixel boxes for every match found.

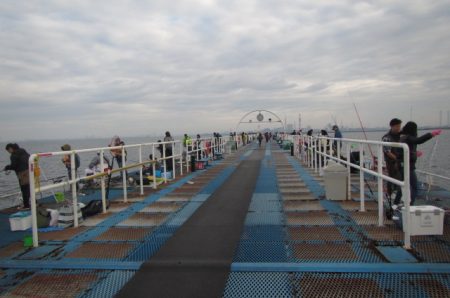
[382,118,403,207]
[164,131,174,171]
[84,152,110,187]
[331,125,343,156]
[399,122,441,206]
[61,144,81,191]
[3,143,30,210]
[109,136,127,178]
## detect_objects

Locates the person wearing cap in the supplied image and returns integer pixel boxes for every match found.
[382,119,403,205]
[61,144,81,191]
[4,143,30,209]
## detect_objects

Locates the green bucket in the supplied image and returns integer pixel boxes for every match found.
[23,235,33,248]
[54,192,65,203]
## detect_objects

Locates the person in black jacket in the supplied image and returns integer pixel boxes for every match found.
[400,122,441,205]
[4,143,30,209]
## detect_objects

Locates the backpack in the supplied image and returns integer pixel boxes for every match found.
[81,200,110,218]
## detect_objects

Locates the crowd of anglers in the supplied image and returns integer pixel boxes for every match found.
[299,120,442,207]
[1,131,228,210]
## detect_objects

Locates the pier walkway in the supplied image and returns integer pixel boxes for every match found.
[0,142,449,297]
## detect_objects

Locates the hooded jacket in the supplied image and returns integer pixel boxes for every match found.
[6,148,30,173]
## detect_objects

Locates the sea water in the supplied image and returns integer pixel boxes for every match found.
[0,130,449,209]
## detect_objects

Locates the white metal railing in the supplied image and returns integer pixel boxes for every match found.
[28,135,233,247]
[291,135,413,249]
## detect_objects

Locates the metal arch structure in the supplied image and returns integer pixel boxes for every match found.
[236,109,286,132]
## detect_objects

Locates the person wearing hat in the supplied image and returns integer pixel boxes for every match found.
[4,143,30,209]
[61,144,81,191]
[382,118,403,205]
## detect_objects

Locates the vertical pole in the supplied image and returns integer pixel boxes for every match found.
[337,139,341,160]
[100,150,107,213]
[403,145,411,249]
[377,144,384,226]
[152,144,157,189]
[346,143,351,201]
[172,142,176,180]
[318,138,322,174]
[163,143,167,184]
[139,145,144,195]
[314,138,318,172]
[359,143,365,212]
[122,147,127,203]
[71,152,79,227]
[29,156,39,247]
[186,144,190,173]
[180,142,183,176]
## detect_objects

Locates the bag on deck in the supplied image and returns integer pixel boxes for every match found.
[58,203,84,228]
[81,200,109,218]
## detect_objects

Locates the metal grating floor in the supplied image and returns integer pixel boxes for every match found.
[39,227,89,241]
[294,274,384,298]
[283,201,324,211]
[287,226,345,241]
[94,227,153,241]
[66,242,134,259]
[290,242,359,262]
[285,211,335,225]
[6,271,100,298]
[116,212,169,227]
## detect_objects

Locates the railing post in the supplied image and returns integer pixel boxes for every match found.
[121,147,128,203]
[403,145,411,249]
[346,143,352,200]
[139,145,144,196]
[337,139,341,159]
[163,143,167,184]
[71,152,79,227]
[152,144,157,189]
[179,141,183,176]
[377,144,384,226]
[100,150,107,213]
[172,142,176,180]
[318,138,322,174]
[359,143,365,212]
[186,145,190,173]
[29,155,39,247]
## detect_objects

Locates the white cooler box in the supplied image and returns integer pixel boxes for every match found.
[401,205,444,236]
[9,211,32,231]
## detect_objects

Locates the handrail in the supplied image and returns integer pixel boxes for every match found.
[28,135,234,247]
[291,135,413,249]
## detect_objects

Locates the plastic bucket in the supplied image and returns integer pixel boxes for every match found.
[54,192,65,203]
[23,235,33,247]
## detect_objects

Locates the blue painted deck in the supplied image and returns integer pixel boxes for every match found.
[0,142,449,297]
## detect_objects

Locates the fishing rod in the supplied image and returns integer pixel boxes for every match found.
[351,101,375,160]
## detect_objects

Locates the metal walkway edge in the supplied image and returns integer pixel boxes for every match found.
[116,146,264,298]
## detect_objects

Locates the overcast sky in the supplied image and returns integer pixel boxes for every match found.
[1,0,450,140]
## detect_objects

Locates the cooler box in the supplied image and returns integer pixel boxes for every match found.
[401,205,444,236]
[162,171,173,180]
[323,161,348,201]
[196,161,207,170]
[9,211,32,231]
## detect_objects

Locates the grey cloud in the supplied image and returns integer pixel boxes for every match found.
[0,0,449,140]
